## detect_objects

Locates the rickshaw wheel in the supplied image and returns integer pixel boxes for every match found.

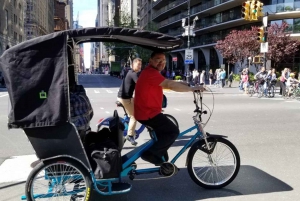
[25,158,93,201]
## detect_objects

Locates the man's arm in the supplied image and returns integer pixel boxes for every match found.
[159,79,203,92]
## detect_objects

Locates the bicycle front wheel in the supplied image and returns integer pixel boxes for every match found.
[187,138,240,189]
[248,86,254,97]
[164,114,179,129]
[25,158,93,201]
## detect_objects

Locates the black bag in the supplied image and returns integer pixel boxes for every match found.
[91,139,122,179]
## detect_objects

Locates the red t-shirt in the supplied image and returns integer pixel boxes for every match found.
[134,65,165,120]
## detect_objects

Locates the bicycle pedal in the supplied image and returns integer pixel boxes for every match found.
[159,162,178,177]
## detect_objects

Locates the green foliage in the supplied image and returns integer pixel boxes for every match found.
[175,76,182,80]
[133,22,159,64]
[249,72,255,81]
[232,74,241,81]
[104,12,136,62]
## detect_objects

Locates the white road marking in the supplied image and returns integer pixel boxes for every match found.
[106,90,113,93]
[100,107,104,109]
[0,155,38,183]
[174,108,181,111]
[0,94,8,97]
[105,111,110,114]
[94,90,100,93]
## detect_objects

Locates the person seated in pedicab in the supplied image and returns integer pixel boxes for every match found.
[68,69,94,141]
[134,51,204,166]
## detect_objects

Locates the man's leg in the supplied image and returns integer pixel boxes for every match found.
[117,98,137,145]
[139,113,179,165]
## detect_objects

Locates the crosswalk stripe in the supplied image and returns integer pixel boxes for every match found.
[0,155,37,183]
[106,90,113,93]
[94,90,100,93]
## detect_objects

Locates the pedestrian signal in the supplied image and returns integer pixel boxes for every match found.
[241,1,251,20]
[257,27,265,42]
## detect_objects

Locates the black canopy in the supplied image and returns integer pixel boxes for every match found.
[0,27,183,129]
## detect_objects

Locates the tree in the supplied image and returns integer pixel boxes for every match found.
[215,27,260,71]
[132,22,159,65]
[104,12,137,63]
[215,22,300,71]
[266,22,300,68]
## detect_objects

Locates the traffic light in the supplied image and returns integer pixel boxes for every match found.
[256,1,264,17]
[241,1,251,20]
[251,0,258,20]
[257,26,265,43]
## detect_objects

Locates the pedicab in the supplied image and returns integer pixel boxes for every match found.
[0,27,240,201]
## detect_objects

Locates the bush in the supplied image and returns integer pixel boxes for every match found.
[232,74,240,81]
[175,76,182,80]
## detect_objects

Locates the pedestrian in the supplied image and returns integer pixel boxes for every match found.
[200,70,205,85]
[279,68,288,96]
[117,58,142,145]
[220,69,226,88]
[134,51,204,165]
[172,70,175,80]
[228,71,233,87]
[209,69,213,86]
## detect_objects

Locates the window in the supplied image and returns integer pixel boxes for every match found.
[14,0,16,7]
[19,35,22,43]
[14,32,17,40]
[19,3,22,10]
[5,10,8,30]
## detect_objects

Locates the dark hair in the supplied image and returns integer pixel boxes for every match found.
[150,51,165,58]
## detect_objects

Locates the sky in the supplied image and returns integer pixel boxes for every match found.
[73,0,97,69]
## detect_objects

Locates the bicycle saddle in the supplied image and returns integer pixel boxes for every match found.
[115,101,124,107]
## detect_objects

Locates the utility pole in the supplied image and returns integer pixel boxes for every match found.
[182,0,198,83]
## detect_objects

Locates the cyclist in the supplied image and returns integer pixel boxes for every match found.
[286,73,300,96]
[117,58,142,145]
[134,51,204,165]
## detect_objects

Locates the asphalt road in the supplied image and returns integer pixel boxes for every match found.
[0,74,299,201]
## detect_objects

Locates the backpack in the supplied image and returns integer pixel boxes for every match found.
[90,138,122,179]
[85,110,124,179]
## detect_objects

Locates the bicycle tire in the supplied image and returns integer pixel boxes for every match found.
[248,86,254,97]
[257,85,263,98]
[164,114,179,129]
[269,85,275,98]
[25,158,93,201]
[187,138,240,189]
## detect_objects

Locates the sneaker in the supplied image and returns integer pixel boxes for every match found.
[126,135,137,146]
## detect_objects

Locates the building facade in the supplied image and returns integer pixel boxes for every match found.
[140,0,300,73]
[54,0,73,31]
[24,0,55,40]
[0,0,26,56]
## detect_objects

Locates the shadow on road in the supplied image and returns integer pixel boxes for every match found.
[92,165,292,201]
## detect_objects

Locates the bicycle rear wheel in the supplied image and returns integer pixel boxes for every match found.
[164,114,179,129]
[257,85,264,98]
[25,158,92,201]
[187,138,240,189]
[268,86,275,98]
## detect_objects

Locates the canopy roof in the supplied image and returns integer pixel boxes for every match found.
[0,27,183,129]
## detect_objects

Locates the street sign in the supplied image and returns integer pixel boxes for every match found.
[185,49,193,64]
[172,57,178,61]
[260,42,268,53]
[263,16,268,27]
